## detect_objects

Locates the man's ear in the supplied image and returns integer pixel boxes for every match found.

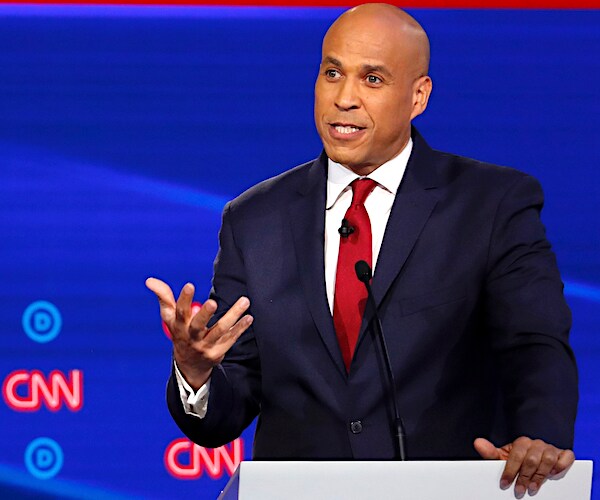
[410,75,433,120]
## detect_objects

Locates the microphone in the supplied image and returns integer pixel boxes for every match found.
[355,260,407,461]
[338,218,355,238]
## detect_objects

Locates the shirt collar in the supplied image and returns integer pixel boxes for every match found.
[326,137,413,209]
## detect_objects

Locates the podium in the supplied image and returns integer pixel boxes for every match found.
[219,460,593,499]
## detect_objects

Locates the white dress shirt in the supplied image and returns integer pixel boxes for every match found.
[324,138,412,313]
[175,138,413,418]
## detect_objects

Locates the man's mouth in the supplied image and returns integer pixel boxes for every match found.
[334,125,363,134]
[329,123,366,138]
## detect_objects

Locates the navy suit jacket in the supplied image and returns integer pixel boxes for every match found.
[167,129,578,459]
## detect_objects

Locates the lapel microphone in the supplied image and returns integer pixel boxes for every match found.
[355,260,407,461]
[338,218,355,238]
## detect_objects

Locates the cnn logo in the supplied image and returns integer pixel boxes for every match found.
[2,370,83,412]
[164,438,244,480]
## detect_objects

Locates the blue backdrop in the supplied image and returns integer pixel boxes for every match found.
[0,5,598,498]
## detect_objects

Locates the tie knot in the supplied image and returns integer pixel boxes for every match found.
[351,178,377,207]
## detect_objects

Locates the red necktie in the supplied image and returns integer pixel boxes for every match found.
[333,178,377,371]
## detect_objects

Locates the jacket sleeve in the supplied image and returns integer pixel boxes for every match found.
[484,174,578,449]
[166,202,262,448]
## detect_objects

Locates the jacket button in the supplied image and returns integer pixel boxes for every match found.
[350,420,363,434]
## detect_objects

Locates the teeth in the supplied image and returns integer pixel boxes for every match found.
[335,125,360,134]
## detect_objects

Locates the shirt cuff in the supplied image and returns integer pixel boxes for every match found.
[174,361,210,419]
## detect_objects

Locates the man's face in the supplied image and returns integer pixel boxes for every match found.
[314,19,427,173]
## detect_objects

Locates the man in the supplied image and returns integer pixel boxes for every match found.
[147,4,578,497]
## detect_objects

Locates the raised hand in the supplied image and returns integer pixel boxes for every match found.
[146,277,253,390]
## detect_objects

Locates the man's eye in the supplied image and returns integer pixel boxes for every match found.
[366,75,382,84]
[325,69,340,79]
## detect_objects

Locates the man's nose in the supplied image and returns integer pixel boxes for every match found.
[335,78,361,111]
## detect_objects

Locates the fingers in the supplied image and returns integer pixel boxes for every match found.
[549,449,575,479]
[473,437,502,460]
[523,443,559,496]
[183,297,253,368]
[499,436,574,498]
[501,437,535,497]
[188,299,218,338]
[211,313,253,349]
[175,282,195,324]
[146,278,199,338]
[191,296,251,341]
[147,277,252,386]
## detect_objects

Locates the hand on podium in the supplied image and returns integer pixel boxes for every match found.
[146,278,253,390]
[474,436,575,498]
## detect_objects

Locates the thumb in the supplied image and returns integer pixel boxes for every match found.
[145,277,176,321]
[474,437,501,459]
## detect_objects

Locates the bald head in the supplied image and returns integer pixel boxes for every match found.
[314,3,433,174]
[325,4,430,78]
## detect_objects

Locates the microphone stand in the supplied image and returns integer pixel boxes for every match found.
[355,260,407,461]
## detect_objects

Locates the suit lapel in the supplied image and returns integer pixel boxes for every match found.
[288,153,348,378]
[288,130,445,374]
[362,130,442,335]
